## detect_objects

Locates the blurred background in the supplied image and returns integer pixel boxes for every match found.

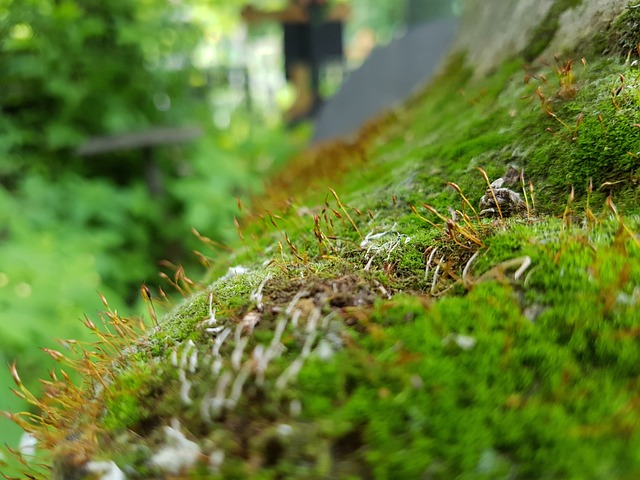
[0,0,459,448]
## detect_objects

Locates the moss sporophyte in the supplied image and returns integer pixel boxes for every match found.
[5,3,640,478]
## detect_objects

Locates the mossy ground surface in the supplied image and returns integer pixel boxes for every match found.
[7,6,640,479]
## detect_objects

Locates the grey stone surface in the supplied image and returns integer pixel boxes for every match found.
[312,0,631,144]
[453,0,629,76]
[453,0,554,77]
[546,0,629,56]
[312,17,458,144]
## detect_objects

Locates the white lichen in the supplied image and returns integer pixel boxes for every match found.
[314,338,335,361]
[442,333,477,351]
[275,329,318,391]
[170,348,178,368]
[18,432,37,457]
[201,292,224,334]
[291,308,302,328]
[211,357,223,377]
[240,311,261,335]
[289,399,302,417]
[361,225,410,271]
[249,273,271,311]
[425,247,439,281]
[430,256,446,295]
[180,339,197,374]
[209,450,225,474]
[176,339,198,405]
[179,369,193,406]
[149,419,201,475]
[223,265,250,279]
[227,362,252,409]
[285,290,310,316]
[85,460,126,480]
[202,371,233,420]
[211,327,231,358]
[231,336,249,371]
[276,424,293,436]
[305,307,320,334]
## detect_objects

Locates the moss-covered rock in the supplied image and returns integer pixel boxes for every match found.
[6,1,640,479]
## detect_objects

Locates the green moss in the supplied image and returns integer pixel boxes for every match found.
[511,58,640,212]
[151,266,278,353]
[101,363,165,432]
[17,3,640,479]
[290,264,640,478]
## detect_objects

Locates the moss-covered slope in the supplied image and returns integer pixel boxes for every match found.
[6,2,640,479]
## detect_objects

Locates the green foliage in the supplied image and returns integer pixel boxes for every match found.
[1,0,202,175]
[346,0,459,44]
[0,0,303,449]
[0,172,154,444]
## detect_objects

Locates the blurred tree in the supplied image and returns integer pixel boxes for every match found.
[0,0,302,449]
[347,0,404,44]
[405,0,461,26]
[345,0,461,44]
[0,0,206,181]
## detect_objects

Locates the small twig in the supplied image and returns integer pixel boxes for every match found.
[425,247,438,281]
[561,186,575,232]
[329,188,363,240]
[411,205,446,236]
[462,250,480,287]
[141,284,159,329]
[430,256,445,295]
[477,167,503,220]
[514,256,532,280]
[448,182,481,222]
[520,170,531,220]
